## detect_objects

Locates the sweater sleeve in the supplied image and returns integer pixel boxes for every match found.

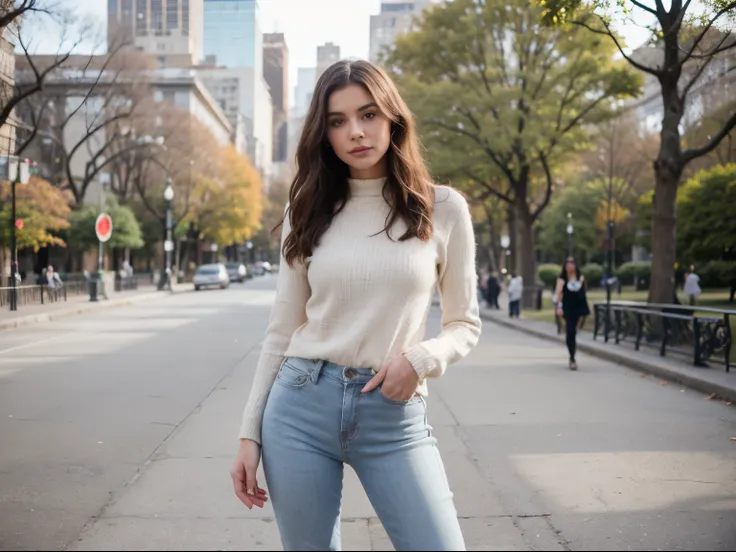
[404,195,482,380]
[239,206,310,444]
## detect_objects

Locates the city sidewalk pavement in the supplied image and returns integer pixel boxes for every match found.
[0,283,192,331]
[477,293,736,403]
[67,341,563,552]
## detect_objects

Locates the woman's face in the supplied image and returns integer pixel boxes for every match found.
[566,260,576,273]
[326,83,392,180]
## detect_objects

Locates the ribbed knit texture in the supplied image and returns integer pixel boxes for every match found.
[239,177,481,443]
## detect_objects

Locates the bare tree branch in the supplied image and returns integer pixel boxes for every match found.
[531,151,554,221]
[683,110,736,163]
[0,0,51,29]
[677,1,736,67]
[629,0,658,15]
[569,16,663,76]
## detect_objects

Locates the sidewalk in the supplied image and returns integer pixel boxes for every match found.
[0,283,192,331]
[478,298,736,403]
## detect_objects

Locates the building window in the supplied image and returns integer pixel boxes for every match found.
[154,90,164,102]
[166,0,178,30]
[136,0,147,36]
[151,0,163,31]
[182,0,189,36]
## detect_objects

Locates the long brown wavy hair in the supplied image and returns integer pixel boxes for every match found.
[280,59,434,266]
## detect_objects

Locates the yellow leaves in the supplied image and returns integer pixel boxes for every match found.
[0,176,71,251]
[190,145,264,246]
[595,197,629,230]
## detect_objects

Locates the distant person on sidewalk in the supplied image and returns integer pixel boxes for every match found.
[554,257,590,371]
[507,272,523,318]
[684,265,701,306]
[485,271,501,309]
[231,60,481,551]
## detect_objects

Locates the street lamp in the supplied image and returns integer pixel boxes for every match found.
[163,178,174,292]
[566,213,574,258]
[5,156,32,311]
[500,234,510,274]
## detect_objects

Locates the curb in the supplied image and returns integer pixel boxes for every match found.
[479,310,736,403]
[0,288,192,332]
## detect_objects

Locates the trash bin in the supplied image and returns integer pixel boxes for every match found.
[88,273,105,302]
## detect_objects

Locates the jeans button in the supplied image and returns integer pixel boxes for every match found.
[345,369,356,379]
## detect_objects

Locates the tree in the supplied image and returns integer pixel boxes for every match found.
[677,163,736,264]
[538,180,605,263]
[15,46,151,206]
[189,146,263,246]
[67,194,143,251]
[249,178,289,263]
[0,175,70,253]
[538,0,736,303]
[387,0,640,304]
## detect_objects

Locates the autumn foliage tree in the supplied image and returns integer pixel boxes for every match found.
[189,146,263,247]
[0,176,70,265]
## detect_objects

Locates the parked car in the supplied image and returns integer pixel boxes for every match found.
[253,261,273,276]
[193,263,230,291]
[225,262,248,283]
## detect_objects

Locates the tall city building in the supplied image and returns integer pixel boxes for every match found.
[107,0,204,66]
[263,33,289,162]
[203,0,262,74]
[294,67,316,118]
[369,0,431,64]
[316,42,340,79]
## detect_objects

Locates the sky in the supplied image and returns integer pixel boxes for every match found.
[31,0,654,103]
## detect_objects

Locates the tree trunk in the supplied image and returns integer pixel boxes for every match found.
[516,201,537,309]
[648,169,680,304]
[648,76,685,304]
[506,203,516,274]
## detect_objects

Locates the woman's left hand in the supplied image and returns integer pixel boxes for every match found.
[361,355,419,401]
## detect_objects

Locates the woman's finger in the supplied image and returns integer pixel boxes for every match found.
[361,365,387,393]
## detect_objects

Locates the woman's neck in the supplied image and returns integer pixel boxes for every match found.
[349,157,388,180]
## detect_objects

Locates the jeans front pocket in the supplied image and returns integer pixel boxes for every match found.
[276,358,313,389]
[378,388,422,406]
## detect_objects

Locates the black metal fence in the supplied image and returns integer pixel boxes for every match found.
[0,281,88,309]
[593,301,733,372]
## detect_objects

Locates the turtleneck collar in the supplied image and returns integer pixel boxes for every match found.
[348,177,387,197]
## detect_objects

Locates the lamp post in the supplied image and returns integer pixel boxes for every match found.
[163,178,174,292]
[566,213,573,258]
[500,234,510,275]
[7,157,31,311]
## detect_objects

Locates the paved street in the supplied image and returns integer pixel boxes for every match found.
[1,276,735,551]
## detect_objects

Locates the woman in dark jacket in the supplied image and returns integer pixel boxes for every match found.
[554,258,590,370]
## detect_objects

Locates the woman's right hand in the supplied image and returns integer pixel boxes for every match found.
[556,307,564,318]
[231,439,268,510]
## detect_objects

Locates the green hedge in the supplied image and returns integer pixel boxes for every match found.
[615,261,651,287]
[537,263,560,289]
[581,263,604,287]
[699,261,736,288]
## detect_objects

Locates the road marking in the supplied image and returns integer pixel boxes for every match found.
[0,333,74,356]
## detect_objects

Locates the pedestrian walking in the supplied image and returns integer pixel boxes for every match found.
[231,59,482,551]
[486,271,501,309]
[684,265,701,306]
[507,272,523,318]
[554,257,590,371]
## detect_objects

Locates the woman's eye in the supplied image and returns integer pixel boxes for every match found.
[330,119,344,127]
[364,112,376,120]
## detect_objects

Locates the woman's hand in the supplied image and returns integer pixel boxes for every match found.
[361,354,419,401]
[556,307,564,318]
[231,439,268,510]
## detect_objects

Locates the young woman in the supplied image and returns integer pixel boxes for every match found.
[230,60,481,551]
[554,258,590,370]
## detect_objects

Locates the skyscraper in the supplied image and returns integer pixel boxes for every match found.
[203,0,262,74]
[107,0,204,66]
[316,42,340,79]
[263,33,289,162]
[369,1,431,64]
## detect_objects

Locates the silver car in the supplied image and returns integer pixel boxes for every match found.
[193,263,230,291]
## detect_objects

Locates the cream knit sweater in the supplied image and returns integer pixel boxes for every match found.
[239,177,481,443]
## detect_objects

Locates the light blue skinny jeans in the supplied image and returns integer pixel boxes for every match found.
[261,357,466,551]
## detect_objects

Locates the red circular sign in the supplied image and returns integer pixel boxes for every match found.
[95,213,113,243]
[15,219,23,230]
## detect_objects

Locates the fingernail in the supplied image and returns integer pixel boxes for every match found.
[247,489,254,496]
